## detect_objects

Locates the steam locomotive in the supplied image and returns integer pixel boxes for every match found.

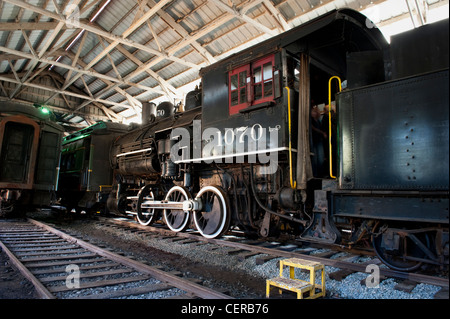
[58,9,448,272]
[0,102,64,217]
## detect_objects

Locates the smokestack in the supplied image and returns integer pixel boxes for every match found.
[142,102,156,125]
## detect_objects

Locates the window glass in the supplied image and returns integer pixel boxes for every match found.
[239,71,247,88]
[263,62,273,97]
[240,88,246,104]
[254,84,262,100]
[239,71,247,104]
[253,58,273,102]
[264,79,273,97]
[230,74,238,91]
[229,64,250,114]
[254,66,261,83]
[231,90,238,106]
[254,66,262,100]
[263,62,272,80]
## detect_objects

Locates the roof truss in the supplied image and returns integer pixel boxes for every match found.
[0,0,447,127]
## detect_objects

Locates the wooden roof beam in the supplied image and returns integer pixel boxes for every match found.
[0,21,62,31]
[55,48,146,113]
[0,45,166,95]
[8,0,80,99]
[262,0,289,32]
[210,0,278,36]
[0,74,126,118]
[57,0,174,94]
[3,0,201,69]
[143,0,216,65]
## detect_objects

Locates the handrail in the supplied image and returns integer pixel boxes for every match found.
[285,87,297,189]
[327,76,341,179]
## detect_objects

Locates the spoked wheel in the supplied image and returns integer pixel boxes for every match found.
[372,223,431,272]
[193,186,231,239]
[136,185,158,226]
[163,186,191,232]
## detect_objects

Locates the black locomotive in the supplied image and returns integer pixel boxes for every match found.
[0,102,64,217]
[60,9,449,272]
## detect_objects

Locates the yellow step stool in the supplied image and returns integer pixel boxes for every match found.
[266,258,326,299]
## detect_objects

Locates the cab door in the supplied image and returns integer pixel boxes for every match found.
[0,116,40,188]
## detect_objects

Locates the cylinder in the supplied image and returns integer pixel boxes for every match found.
[278,187,299,210]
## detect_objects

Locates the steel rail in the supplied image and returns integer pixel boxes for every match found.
[102,217,449,288]
[0,237,55,299]
[28,219,233,299]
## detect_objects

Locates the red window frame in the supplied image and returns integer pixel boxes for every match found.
[229,64,250,115]
[228,54,275,115]
[252,55,275,104]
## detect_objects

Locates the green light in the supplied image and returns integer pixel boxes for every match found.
[40,107,50,114]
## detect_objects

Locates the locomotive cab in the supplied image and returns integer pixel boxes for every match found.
[190,8,390,239]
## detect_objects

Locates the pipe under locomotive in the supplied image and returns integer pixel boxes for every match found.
[60,9,449,272]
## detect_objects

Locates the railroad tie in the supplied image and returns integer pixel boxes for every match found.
[433,288,449,299]
[256,255,278,265]
[394,280,418,293]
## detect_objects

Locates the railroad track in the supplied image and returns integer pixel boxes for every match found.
[95,216,449,299]
[0,218,232,299]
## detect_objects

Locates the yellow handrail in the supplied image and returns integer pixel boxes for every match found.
[285,87,297,189]
[327,76,341,179]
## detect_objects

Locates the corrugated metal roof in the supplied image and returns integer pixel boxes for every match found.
[0,0,448,126]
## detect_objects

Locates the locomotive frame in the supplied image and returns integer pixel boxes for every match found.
[57,9,448,272]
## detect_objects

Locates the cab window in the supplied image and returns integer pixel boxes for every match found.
[229,64,250,115]
[228,54,275,115]
[253,55,274,103]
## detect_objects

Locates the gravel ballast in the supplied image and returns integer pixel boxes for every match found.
[82,219,445,299]
[5,213,447,300]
